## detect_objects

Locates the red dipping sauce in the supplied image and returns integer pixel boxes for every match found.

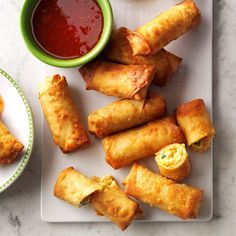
[31,0,103,59]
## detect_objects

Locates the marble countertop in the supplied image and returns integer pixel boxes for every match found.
[0,0,235,235]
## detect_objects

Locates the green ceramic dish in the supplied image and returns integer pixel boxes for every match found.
[20,0,113,68]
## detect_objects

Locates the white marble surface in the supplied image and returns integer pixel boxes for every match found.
[0,0,235,235]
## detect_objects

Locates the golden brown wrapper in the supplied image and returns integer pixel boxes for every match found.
[105,27,182,86]
[54,167,102,207]
[127,0,201,56]
[88,91,166,138]
[124,163,203,220]
[176,99,215,152]
[79,60,155,100]
[91,176,142,231]
[155,143,191,181]
[161,114,177,125]
[38,75,90,153]
[0,120,24,165]
[102,118,186,169]
[0,95,3,113]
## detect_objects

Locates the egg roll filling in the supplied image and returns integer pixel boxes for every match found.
[191,136,212,152]
[157,144,186,167]
[54,167,102,207]
[155,143,190,180]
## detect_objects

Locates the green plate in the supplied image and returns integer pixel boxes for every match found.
[0,68,34,193]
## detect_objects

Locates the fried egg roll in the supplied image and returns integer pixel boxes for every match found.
[105,27,182,86]
[176,99,215,152]
[91,176,142,231]
[0,121,24,165]
[124,163,203,220]
[39,75,90,153]
[127,0,201,56]
[102,118,186,169]
[79,61,155,100]
[155,143,190,180]
[54,167,102,207]
[88,91,166,138]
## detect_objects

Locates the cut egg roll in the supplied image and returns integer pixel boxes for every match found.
[127,0,201,56]
[155,143,191,180]
[91,176,142,231]
[105,27,182,86]
[88,91,166,138]
[38,75,90,153]
[102,118,186,169]
[124,162,204,220]
[54,167,102,207]
[79,61,155,100]
[176,99,215,152]
[0,120,24,165]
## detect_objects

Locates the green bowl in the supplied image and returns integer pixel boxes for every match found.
[20,0,113,68]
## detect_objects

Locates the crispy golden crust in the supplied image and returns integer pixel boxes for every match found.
[0,95,3,113]
[54,167,102,207]
[90,176,142,231]
[127,0,201,56]
[124,163,203,220]
[39,75,90,153]
[0,121,24,165]
[88,91,166,138]
[155,143,191,180]
[79,61,155,100]
[176,99,215,152]
[161,114,177,125]
[102,119,186,169]
[104,27,182,86]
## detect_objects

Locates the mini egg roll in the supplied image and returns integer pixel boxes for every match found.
[105,27,182,86]
[91,176,142,231]
[155,143,190,180]
[102,118,186,169]
[39,75,90,153]
[127,0,201,56]
[0,121,24,165]
[176,99,215,152]
[54,167,102,207]
[79,61,155,100]
[88,91,166,138]
[124,163,203,220]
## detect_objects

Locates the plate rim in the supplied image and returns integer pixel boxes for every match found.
[0,68,34,193]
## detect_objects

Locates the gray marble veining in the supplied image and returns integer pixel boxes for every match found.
[0,0,236,235]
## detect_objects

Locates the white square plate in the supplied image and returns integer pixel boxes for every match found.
[41,0,213,222]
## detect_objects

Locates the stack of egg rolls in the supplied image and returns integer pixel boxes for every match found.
[104,27,182,86]
[127,0,201,56]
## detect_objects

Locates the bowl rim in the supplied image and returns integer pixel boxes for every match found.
[20,0,113,68]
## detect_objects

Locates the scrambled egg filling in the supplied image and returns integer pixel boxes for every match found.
[191,136,211,152]
[157,143,186,167]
